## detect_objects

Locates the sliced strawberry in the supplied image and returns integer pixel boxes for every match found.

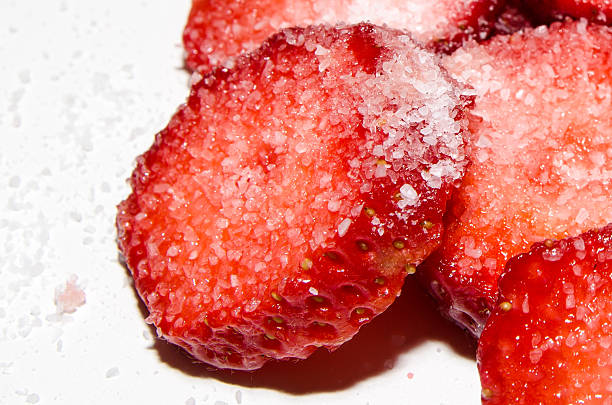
[518,0,612,24]
[419,20,612,337]
[183,0,505,72]
[478,224,612,404]
[117,23,472,370]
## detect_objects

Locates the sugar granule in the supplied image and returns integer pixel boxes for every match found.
[105,367,119,378]
[54,275,85,314]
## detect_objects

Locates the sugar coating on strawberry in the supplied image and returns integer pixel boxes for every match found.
[183,0,504,72]
[491,3,533,35]
[117,23,472,370]
[478,224,612,404]
[518,0,612,23]
[420,20,612,337]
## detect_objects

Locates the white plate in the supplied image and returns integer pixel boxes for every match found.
[0,1,480,403]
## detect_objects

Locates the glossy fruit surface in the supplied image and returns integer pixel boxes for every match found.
[478,224,612,404]
[421,20,612,336]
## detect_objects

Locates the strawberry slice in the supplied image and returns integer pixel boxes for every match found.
[478,224,612,404]
[183,0,505,72]
[117,23,472,370]
[419,20,612,337]
[518,0,612,24]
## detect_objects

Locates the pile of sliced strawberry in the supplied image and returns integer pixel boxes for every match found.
[183,0,505,72]
[478,224,612,403]
[118,0,612,401]
[118,23,472,370]
[420,19,612,337]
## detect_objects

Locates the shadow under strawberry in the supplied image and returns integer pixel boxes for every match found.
[139,274,475,394]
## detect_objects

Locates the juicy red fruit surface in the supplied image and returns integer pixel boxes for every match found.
[518,0,612,23]
[183,0,505,72]
[117,23,472,370]
[478,224,612,404]
[491,3,533,35]
[420,20,612,337]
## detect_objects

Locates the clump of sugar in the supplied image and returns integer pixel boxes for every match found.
[397,184,419,209]
[353,32,469,185]
[54,275,85,314]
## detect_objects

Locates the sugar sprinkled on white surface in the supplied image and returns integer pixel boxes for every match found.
[26,393,40,404]
[105,367,120,379]
[54,275,86,314]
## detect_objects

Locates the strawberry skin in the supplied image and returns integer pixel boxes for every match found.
[182,0,505,72]
[117,23,472,370]
[478,224,612,404]
[419,20,612,337]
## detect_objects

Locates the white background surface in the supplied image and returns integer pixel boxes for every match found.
[0,1,480,404]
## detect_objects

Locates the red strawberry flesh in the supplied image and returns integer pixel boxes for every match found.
[420,20,612,337]
[491,3,534,35]
[518,0,612,23]
[117,23,472,370]
[478,224,612,404]
[183,0,505,72]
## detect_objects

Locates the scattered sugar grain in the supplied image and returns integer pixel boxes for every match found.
[105,367,119,378]
[26,393,39,404]
[54,275,85,314]
[9,176,21,188]
[45,313,63,323]
[337,218,351,237]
